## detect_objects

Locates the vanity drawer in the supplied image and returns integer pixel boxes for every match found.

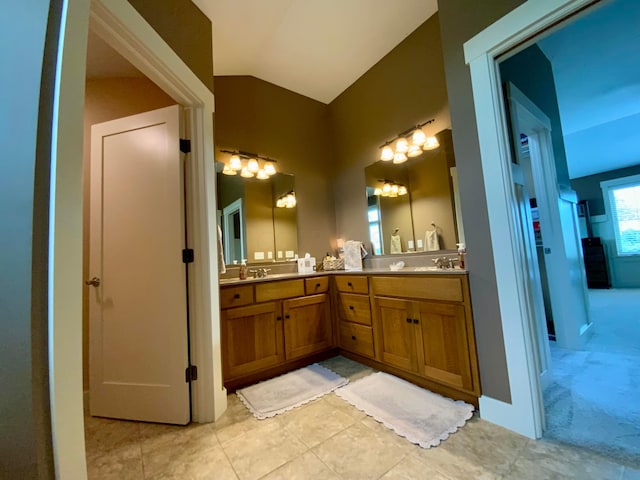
[305,276,329,295]
[337,293,371,326]
[334,275,369,294]
[255,279,305,302]
[220,285,254,309]
[339,322,374,358]
[371,276,463,302]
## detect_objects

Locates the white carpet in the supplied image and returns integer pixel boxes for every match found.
[335,372,474,448]
[237,363,348,419]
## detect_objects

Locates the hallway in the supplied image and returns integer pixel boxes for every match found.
[544,289,640,468]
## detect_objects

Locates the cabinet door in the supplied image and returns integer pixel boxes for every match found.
[374,297,416,372]
[414,301,473,391]
[283,293,332,360]
[221,301,284,379]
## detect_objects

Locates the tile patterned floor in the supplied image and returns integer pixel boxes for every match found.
[85,357,640,480]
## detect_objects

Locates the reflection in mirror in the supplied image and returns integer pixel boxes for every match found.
[365,129,460,254]
[217,171,298,264]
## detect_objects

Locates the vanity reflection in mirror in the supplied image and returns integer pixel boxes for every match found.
[366,129,462,255]
[217,166,298,265]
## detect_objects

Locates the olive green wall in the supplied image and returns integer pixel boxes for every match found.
[127,0,213,92]
[438,0,526,403]
[213,76,336,259]
[329,14,451,248]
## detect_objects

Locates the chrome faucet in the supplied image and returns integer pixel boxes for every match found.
[250,267,271,278]
[432,257,458,269]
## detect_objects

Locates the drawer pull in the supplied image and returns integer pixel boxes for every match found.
[233,293,240,299]
[285,314,290,319]
[276,316,282,321]
[349,305,355,310]
[315,283,321,288]
[406,318,412,323]
[347,282,353,288]
[351,335,356,340]
[413,319,419,324]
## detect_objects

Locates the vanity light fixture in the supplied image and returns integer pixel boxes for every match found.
[374,180,408,198]
[378,118,439,162]
[220,149,278,180]
[276,191,296,208]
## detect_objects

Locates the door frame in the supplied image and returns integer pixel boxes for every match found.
[50,0,225,476]
[463,0,594,438]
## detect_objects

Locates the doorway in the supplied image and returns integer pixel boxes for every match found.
[50,1,224,474]
[465,0,640,453]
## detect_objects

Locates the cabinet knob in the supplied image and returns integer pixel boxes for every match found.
[315,283,321,289]
[413,319,419,324]
[285,314,290,319]
[233,293,240,299]
[351,335,356,341]
[276,316,282,321]
[349,305,355,310]
[406,318,412,323]
[347,282,353,288]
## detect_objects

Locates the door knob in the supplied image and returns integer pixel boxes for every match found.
[85,277,101,287]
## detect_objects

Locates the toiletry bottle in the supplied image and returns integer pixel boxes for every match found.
[239,259,247,280]
[456,243,466,269]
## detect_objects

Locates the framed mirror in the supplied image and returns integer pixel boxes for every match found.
[365,129,460,254]
[216,171,298,264]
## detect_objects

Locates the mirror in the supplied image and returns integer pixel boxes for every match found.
[365,129,460,254]
[217,172,298,264]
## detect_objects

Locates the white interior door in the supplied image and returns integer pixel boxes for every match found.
[89,104,190,425]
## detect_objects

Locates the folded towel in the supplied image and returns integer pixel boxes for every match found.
[425,230,440,251]
[390,234,402,254]
[217,225,226,274]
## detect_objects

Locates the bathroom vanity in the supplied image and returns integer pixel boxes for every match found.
[219,268,481,406]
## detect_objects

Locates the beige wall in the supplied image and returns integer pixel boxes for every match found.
[329,14,451,246]
[82,77,175,389]
[214,76,336,259]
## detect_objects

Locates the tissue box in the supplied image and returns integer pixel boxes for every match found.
[297,257,316,274]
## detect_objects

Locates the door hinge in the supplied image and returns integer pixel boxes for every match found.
[182,248,194,263]
[185,365,198,382]
[180,138,191,153]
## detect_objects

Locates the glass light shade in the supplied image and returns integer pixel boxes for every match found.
[398,186,408,195]
[412,129,427,146]
[276,198,285,208]
[222,164,237,175]
[407,144,422,157]
[285,193,296,208]
[393,152,407,164]
[382,183,392,195]
[423,136,440,150]
[264,162,276,176]
[380,146,394,161]
[373,187,382,196]
[247,158,259,172]
[256,169,269,180]
[395,138,409,153]
[391,184,399,195]
[240,167,254,178]
[229,155,242,170]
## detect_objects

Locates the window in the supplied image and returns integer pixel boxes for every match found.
[601,175,640,256]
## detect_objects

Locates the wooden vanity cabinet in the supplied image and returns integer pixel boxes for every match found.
[335,275,375,358]
[371,275,480,399]
[220,277,333,387]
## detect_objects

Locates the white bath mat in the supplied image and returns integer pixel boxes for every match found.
[237,363,348,419]
[335,372,474,448]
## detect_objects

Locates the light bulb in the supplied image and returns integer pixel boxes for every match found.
[264,162,276,176]
[407,144,422,157]
[412,129,427,146]
[423,136,440,150]
[222,164,237,175]
[229,154,242,170]
[380,146,394,161]
[398,186,408,196]
[373,187,382,196]
[393,152,407,164]
[256,169,269,180]
[382,183,391,195]
[247,158,259,172]
[395,138,409,153]
[391,184,399,195]
[276,198,285,208]
[240,167,254,178]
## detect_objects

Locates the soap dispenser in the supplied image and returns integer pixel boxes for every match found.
[238,259,247,280]
[456,243,466,269]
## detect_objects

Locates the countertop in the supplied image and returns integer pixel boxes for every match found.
[218,266,468,286]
